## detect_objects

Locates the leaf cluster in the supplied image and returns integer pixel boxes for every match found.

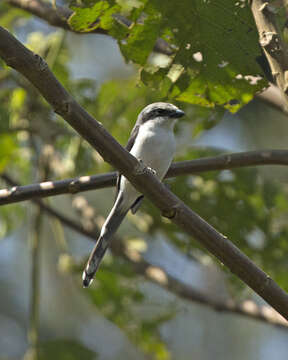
[68,0,268,112]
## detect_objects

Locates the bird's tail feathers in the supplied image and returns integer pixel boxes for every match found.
[82,192,128,287]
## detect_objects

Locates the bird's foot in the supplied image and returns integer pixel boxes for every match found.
[134,159,157,176]
[146,166,157,175]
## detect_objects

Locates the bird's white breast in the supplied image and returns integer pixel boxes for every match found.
[120,119,176,209]
[130,120,176,179]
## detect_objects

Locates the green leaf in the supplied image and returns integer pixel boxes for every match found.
[119,5,161,64]
[69,1,120,32]
[149,0,266,112]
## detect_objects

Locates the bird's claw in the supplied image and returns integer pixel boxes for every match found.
[147,166,156,175]
[136,159,157,176]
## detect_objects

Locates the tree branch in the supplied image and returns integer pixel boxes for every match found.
[1,27,288,319]
[1,149,288,206]
[251,0,288,109]
[116,247,288,329]
[257,84,288,113]
[3,173,286,328]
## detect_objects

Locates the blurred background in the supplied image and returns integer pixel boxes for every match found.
[1,1,288,359]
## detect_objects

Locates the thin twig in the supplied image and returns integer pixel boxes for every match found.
[1,149,288,205]
[1,27,288,319]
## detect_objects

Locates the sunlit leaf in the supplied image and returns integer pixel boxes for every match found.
[69,1,120,32]
[69,0,267,112]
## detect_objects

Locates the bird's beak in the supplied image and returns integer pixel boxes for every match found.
[172,109,185,118]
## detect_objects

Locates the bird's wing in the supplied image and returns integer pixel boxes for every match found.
[115,124,140,196]
[126,124,140,152]
[115,124,143,213]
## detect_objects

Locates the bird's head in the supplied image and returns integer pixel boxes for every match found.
[137,102,185,128]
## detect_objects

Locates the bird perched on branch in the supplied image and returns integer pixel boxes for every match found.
[82,102,185,287]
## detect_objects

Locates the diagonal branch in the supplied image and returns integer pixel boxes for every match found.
[3,173,287,328]
[116,249,288,329]
[1,26,288,319]
[1,149,288,206]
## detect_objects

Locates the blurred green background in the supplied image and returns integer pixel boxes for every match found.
[1,1,288,359]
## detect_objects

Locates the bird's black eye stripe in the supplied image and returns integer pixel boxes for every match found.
[140,108,177,123]
[158,109,173,116]
[152,108,171,117]
[157,109,167,115]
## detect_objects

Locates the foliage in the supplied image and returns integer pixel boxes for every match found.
[68,0,268,112]
[88,264,172,359]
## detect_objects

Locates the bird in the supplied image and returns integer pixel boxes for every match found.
[82,102,185,287]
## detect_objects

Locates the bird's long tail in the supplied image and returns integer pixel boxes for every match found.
[82,193,128,287]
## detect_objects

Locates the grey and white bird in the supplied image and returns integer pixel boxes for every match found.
[82,102,185,287]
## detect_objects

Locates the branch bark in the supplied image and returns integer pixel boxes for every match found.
[117,249,288,329]
[257,84,288,113]
[3,174,287,329]
[1,149,288,205]
[1,26,288,319]
[251,0,288,109]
